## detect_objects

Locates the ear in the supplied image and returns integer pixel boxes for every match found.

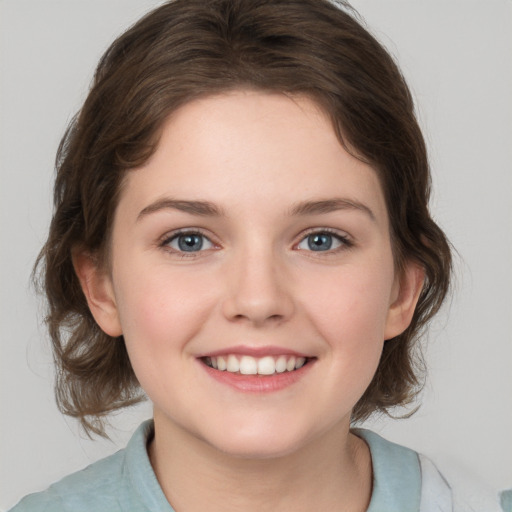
[72,250,123,337]
[384,261,425,340]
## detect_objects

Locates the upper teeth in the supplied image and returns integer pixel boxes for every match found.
[205,355,307,375]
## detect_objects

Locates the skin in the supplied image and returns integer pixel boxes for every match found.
[75,90,423,511]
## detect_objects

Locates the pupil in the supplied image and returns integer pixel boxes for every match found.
[178,234,203,251]
[308,233,332,251]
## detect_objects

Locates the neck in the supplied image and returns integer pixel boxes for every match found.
[148,412,372,512]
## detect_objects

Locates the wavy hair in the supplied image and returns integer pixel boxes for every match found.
[35,0,452,436]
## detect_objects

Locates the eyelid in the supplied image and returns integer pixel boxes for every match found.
[159,228,219,254]
[157,227,353,255]
[294,227,353,251]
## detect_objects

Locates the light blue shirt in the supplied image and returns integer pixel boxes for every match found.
[354,429,421,511]
[5,421,456,511]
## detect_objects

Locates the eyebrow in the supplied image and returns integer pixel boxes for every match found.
[137,199,223,220]
[289,198,375,221]
[137,197,375,222]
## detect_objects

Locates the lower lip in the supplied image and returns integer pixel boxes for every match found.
[200,360,314,393]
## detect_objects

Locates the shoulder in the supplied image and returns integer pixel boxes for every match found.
[8,448,127,512]
[8,421,159,512]
[353,428,423,511]
[419,454,505,512]
[354,428,503,512]
[501,489,512,512]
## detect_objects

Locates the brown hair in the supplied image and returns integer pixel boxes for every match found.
[36,0,452,436]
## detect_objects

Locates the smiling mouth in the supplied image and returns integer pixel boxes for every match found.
[202,354,312,376]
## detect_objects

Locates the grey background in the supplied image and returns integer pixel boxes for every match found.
[1,0,511,509]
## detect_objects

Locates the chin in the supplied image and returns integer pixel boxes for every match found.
[199,420,320,460]
[213,436,305,460]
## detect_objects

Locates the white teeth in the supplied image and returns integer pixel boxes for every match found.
[227,354,240,372]
[217,356,227,371]
[295,357,306,369]
[206,354,309,375]
[275,355,287,373]
[286,356,296,372]
[239,356,258,375]
[257,356,276,375]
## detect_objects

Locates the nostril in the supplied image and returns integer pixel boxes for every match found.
[230,313,284,325]
[221,272,295,324]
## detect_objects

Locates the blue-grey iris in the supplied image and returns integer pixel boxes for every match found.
[178,234,203,252]
[308,233,333,251]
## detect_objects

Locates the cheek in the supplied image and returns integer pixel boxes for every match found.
[306,267,393,407]
[113,263,218,358]
[308,263,393,336]
[299,255,395,379]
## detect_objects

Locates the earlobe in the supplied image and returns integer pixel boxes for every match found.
[384,262,425,340]
[72,250,123,337]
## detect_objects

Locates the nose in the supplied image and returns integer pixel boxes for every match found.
[221,246,295,327]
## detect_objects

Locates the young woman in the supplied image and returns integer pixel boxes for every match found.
[8,1,506,510]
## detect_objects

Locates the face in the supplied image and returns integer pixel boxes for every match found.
[84,91,420,458]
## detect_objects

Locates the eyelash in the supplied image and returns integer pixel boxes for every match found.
[159,228,353,256]
[295,228,353,254]
[159,229,216,258]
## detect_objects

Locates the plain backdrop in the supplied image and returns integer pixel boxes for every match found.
[1,0,511,509]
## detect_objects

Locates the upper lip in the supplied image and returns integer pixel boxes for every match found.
[197,345,313,359]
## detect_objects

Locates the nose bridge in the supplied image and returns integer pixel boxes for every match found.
[222,236,294,325]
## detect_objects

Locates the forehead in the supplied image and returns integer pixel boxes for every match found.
[117,90,388,226]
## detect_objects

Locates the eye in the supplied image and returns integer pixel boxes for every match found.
[164,231,214,253]
[296,231,350,252]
